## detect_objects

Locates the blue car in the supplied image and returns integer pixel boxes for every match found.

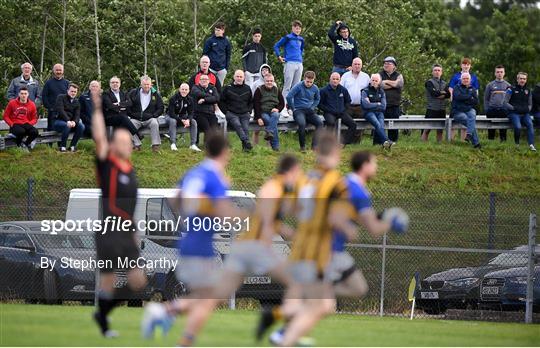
[480,265,540,311]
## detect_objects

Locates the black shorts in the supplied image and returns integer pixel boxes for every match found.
[95,232,140,273]
[425,109,447,118]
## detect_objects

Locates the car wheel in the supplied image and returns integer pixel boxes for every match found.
[423,306,445,315]
[150,291,164,302]
[43,271,60,305]
[127,299,143,307]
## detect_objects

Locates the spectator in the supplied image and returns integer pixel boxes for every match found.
[361,74,392,148]
[220,70,253,151]
[166,83,201,152]
[7,62,42,107]
[42,63,69,130]
[505,72,536,151]
[448,57,480,92]
[242,28,267,88]
[274,20,305,101]
[327,20,359,75]
[286,70,322,152]
[533,82,540,127]
[253,73,285,151]
[319,72,357,146]
[191,74,220,146]
[54,83,85,152]
[102,76,138,135]
[421,64,449,143]
[188,55,222,93]
[203,22,231,86]
[451,73,481,149]
[380,56,404,142]
[250,64,274,145]
[341,57,370,120]
[79,80,102,137]
[2,87,38,150]
[484,65,511,142]
[127,75,164,152]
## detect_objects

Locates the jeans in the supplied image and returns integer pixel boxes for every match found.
[130,118,161,147]
[534,112,540,127]
[166,116,198,146]
[364,111,388,145]
[195,112,219,145]
[384,105,401,142]
[9,123,39,146]
[508,113,535,145]
[283,62,303,102]
[323,112,357,145]
[53,119,85,148]
[47,109,57,131]
[226,111,251,143]
[453,109,479,146]
[261,112,280,150]
[331,66,348,75]
[293,108,322,149]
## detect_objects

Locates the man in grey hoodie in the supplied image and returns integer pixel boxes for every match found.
[484,65,511,142]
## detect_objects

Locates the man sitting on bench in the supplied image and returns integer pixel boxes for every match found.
[2,87,38,151]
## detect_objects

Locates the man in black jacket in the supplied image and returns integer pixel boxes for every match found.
[79,80,101,137]
[54,83,85,152]
[533,82,540,128]
[191,74,220,145]
[505,72,536,151]
[127,76,164,152]
[242,28,267,89]
[102,76,138,135]
[220,70,253,151]
[166,83,201,152]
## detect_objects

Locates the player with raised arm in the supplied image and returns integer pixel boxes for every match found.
[91,90,147,338]
[141,132,246,347]
[329,151,409,298]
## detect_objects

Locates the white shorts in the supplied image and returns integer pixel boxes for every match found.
[224,240,281,275]
[289,260,320,284]
[325,252,356,283]
[176,256,221,289]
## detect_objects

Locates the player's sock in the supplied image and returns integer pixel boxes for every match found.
[256,305,280,341]
[94,290,117,335]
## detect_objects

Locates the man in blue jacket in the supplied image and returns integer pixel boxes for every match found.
[451,73,481,148]
[274,20,305,102]
[286,71,322,152]
[327,21,359,75]
[319,72,357,146]
[203,22,232,87]
[361,74,392,148]
[42,63,69,130]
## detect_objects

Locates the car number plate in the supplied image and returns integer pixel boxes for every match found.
[482,286,499,295]
[243,276,271,285]
[420,291,439,299]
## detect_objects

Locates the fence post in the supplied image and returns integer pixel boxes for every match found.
[26,177,34,220]
[487,192,496,249]
[379,233,387,317]
[525,213,536,324]
[445,117,452,142]
[228,231,236,310]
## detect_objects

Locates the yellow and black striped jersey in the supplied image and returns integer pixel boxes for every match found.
[290,167,353,271]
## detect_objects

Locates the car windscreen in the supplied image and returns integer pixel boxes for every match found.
[487,252,528,267]
[33,234,95,249]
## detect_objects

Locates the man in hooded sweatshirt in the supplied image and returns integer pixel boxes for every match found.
[328,21,359,75]
[243,28,268,89]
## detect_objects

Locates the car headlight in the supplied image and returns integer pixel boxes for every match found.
[446,277,479,288]
[510,276,528,285]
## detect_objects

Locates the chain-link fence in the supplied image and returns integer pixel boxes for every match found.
[0,178,538,322]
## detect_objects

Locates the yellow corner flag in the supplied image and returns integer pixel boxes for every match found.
[408,272,419,301]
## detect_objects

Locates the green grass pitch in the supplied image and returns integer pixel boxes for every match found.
[0,304,538,346]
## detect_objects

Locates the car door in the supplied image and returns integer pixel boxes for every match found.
[2,232,38,299]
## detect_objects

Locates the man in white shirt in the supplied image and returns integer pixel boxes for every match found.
[340,58,370,119]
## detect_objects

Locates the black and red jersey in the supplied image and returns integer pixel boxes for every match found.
[95,153,138,225]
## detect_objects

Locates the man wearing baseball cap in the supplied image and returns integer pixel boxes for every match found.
[379,56,404,142]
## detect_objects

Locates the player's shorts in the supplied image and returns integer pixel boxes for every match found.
[289,260,326,284]
[224,240,281,275]
[95,232,140,273]
[176,256,221,289]
[325,251,357,284]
